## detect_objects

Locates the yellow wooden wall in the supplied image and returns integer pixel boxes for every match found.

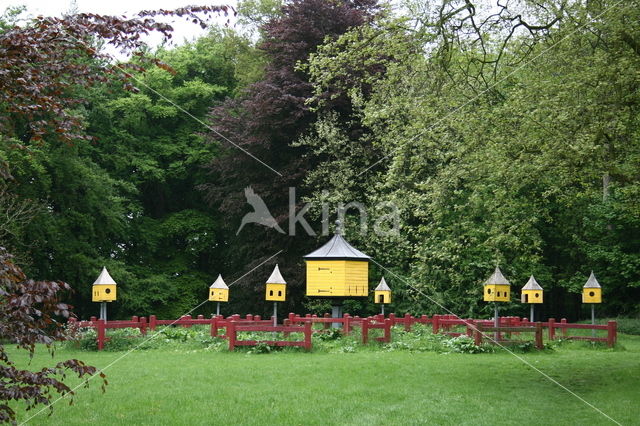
[306,260,368,297]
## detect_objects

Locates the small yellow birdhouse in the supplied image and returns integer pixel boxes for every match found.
[582,272,602,303]
[92,267,117,302]
[374,277,391,304]
[304,230,370,298]
[483,267,511,302]
[521,275,543,304]
[209,274,229,302]
[265,264,286,301]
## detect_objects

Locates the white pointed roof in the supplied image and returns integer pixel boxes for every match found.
[266,264,287,284]
[583,271,601,288]
[304,233,370,260]
[374,277,391,292]
[210,274,228,289]
[522,275,543,291]
[484,266,510,286]
[93,267,117,286]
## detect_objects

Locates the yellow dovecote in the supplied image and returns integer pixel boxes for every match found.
[374,277,392,304]
[209,274,229,302]
[521,275,543,304]
[304,230,370,298]
[582,272,602,303]
[483,267,511,302]
[92,267,117,302]
[265,264,287,302]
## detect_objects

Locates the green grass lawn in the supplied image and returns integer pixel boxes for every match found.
[7,331,640,425]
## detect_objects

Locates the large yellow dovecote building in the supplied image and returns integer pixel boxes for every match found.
[92,267,117,302]
[304,231,370,298]
[582,271,602,304]
[209,274,229,302]
[521,275,543,304]
[265,264,287,302]
[483,266,511,302]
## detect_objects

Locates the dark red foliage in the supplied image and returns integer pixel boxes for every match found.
[0,249,105,424]
[0,6,232,148]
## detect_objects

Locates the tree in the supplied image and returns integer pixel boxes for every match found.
[0,249,105,424]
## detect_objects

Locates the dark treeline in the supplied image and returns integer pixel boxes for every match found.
[1,0,639,321]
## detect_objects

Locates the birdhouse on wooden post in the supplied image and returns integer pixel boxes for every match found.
[582,272,602,304]
[521,275,543,322]
[209,274,229,317]
[483,267,511,302]
[374,277,391,304]
[521,275,543,304]
[209,275,229,302]
[374,277,391,316]
[92,267,117,302]
[265,264,286,302]
[304,230,370,298]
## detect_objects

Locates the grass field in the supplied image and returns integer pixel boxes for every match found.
[7,329,640,425]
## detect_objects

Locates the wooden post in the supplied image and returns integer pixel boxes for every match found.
[362,319,369,344]
[97,319,105,351]
[255,315,261,321]
[535,322,543,349]
[561,319,567,338]
[210,316,218,337]
[473,327,482,346]
[323,313,331,330]
[140,317,147,335]
[228,322,236,351]
[591,305,596,338]
[404,313,412,332]
[548,318,555,341]
[432,315,439,334]
[607,321,617,348]
[289,312,295,324]
[149,315,157,331]
[344,315,351,336]
[304,321,312,351]
[384,318,392,343]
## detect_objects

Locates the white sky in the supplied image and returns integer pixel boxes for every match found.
[1,0,239,50]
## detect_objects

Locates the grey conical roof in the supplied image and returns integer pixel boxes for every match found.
[583,271,601,288]
[374,277,391,292]
[266,264,286,284]
[210,274,228,289]
[484,266,510,286]
[93,267,117,286]
[304,233,370,260]
[522,275,543,291]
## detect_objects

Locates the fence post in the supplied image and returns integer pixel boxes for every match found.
[548,318,555,341]
[535,322,543,349]
[140,317,147,335]
[97,319,105,351]
[304,321,312,351]
[149,315,157,331]
[466,320,474,337]
[228,322,236,351]
[384,318,392,343]
[197,314,204,320]
[255,315,261,321]
[344,315,351,336]
[474,326,482,346]
[404,313,411,332]
[362,319,369,344]
[561,318,567,337]
[211,316,218,337]
[432,315,440,334]
[607,321,617,348]
[289,313,295,324]
[324,313,331,330]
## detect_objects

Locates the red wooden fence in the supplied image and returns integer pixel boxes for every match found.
[68,313,617,350]
[227,321,312,351]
